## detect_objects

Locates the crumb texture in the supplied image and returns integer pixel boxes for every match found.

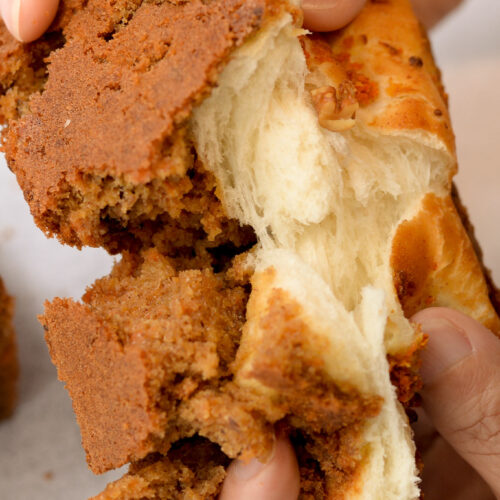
[91,438,229,500]
[43,249,252,472]
[4,0,281,252]
[43,249,384,498]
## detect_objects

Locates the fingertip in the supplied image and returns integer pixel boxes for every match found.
[412,307,500,358]
[219,435,300,500]
[411,307,500,496]
[5,0,59,43]
[411,308,474,386]
[302,0,366,32]
[411,306,467,325]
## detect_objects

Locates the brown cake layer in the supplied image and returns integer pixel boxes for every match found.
[0,277,18,420]
[0,1,86,122]
[43,248,252,472]
[92,437,230,500]
[42,248,383,496]
[91,431,363,500]
[3,0,290,254]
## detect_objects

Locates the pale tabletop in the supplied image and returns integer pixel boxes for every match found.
[0,1,499,498]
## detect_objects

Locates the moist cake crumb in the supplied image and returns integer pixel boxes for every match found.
[92,437,229,500]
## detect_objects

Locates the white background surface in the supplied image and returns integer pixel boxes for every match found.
[0,1,499,498]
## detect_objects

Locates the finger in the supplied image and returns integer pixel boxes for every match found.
[0,0,59,43]
[420,432,495,500]
[302,0,366,32]
[219,435,300,500]
[413,409,494,500]
[413,307,500,497]
[409,0,464,29]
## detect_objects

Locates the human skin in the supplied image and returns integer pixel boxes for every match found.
[0,0,59,42]
[412,308,500,499]
[0,0,463,41]
[302,0,367,31]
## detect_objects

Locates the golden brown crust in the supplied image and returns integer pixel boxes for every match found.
[392,193,500,334]
[0,278,18,420]
[451,184,500,319]
[315,0,455,165]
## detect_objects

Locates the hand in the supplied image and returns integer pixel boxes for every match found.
[0,0,59,42]
[411,308,500,499]
[220,307,500,499]
[0,0,461,44]
[302,0,463,31]
[302,0,367,31]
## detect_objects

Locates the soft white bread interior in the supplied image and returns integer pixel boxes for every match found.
[192,9,423,499]
[190,1,500,498]
[191,11,451,355]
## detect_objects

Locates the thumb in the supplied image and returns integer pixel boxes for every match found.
[219,434,300,500]
[412,307,500,497]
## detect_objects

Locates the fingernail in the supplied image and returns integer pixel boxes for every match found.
[2,0,22,41]
[230,439,276,481]
[418,317,473,385]
[231,457,268,480]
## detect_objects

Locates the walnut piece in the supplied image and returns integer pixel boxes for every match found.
[310,82,358,132]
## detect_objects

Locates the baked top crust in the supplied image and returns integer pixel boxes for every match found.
[0,0,85,122]
[91,438,230,500]
[392,193,500,334]
[331,0,455,157]
[4,0,290,226]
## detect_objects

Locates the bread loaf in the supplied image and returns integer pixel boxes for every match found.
[2,0,498,497]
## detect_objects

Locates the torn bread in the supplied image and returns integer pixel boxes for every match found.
[2,0,499,498]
